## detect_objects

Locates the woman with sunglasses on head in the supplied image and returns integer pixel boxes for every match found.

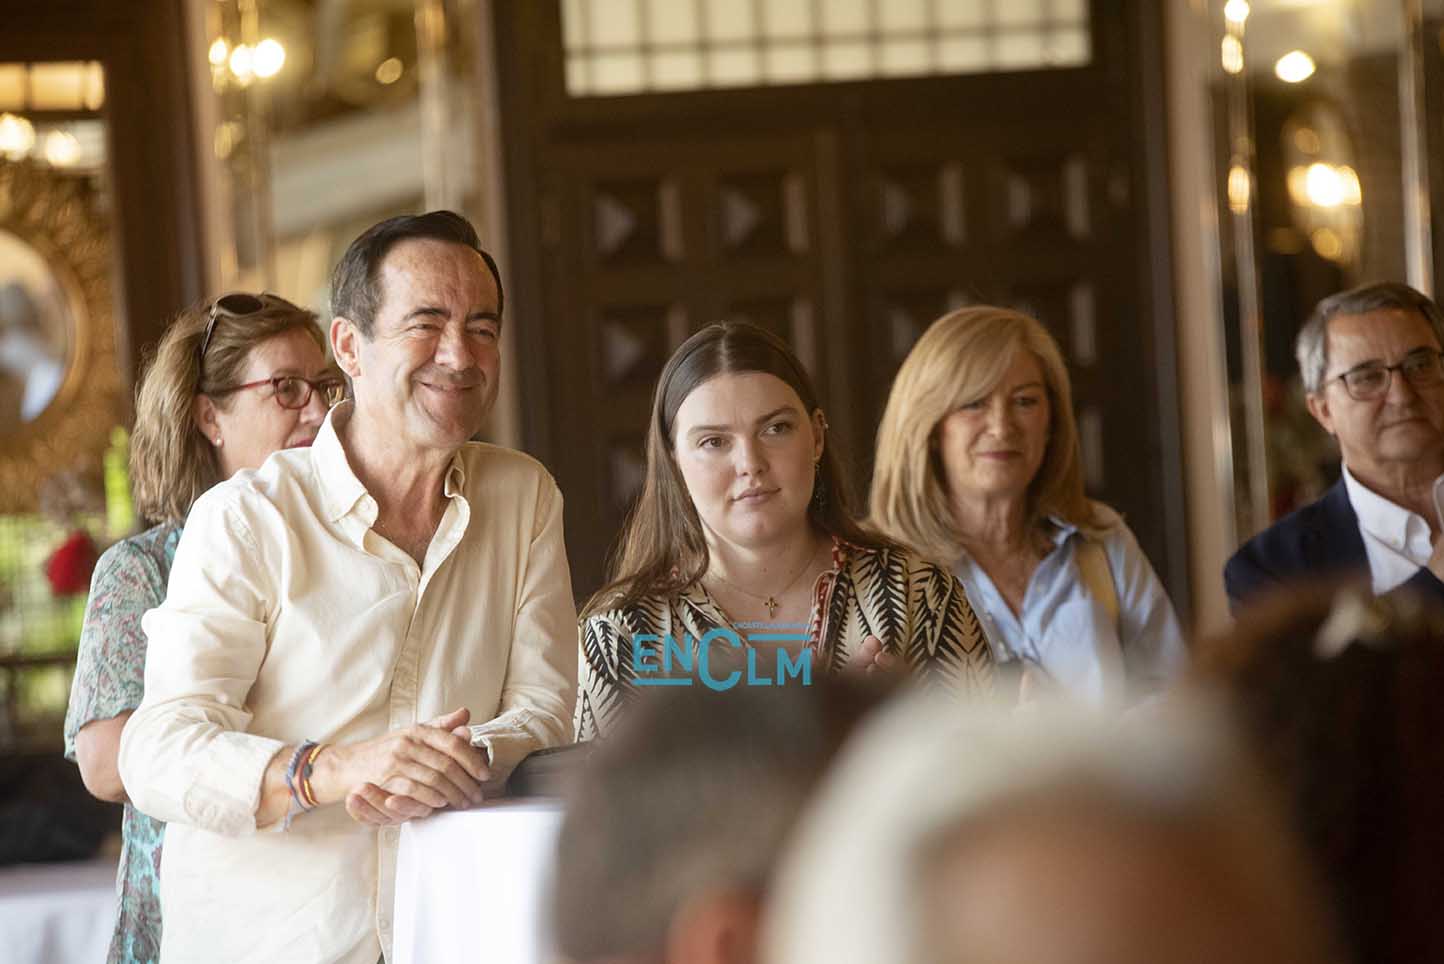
[574,321,994,741]
[63,292,342,964]
[869,306,1186,707]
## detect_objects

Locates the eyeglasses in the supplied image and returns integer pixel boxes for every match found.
[209,374,347,410]
[198,292,297,370]
[1329,349,1444,401]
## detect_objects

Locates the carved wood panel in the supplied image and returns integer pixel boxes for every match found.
[497,1,1184,605]
[537,133,842,591]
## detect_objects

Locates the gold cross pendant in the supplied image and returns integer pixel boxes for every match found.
[765,596,779,619]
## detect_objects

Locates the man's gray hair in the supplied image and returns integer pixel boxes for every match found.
[1295,282,1444,394]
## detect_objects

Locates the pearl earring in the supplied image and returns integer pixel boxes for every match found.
[214,436,224,447]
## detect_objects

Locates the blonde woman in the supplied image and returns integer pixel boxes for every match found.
[63,293,341,964]
[869,306,1185,704]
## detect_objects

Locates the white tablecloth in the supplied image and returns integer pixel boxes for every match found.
[0,856,117,964]
[393,799,563,964]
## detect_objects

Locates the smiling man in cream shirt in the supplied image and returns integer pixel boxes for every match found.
[119,211,576,963]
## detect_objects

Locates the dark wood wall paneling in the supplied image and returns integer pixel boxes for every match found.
[495,2,1189,611]
[1,0,207,388]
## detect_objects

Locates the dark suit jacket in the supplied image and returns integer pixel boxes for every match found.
[1224,479,1444,611]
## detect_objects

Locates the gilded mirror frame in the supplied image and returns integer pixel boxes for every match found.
[0,159,120,513]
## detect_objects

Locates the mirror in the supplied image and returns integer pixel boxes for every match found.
[0,228,73,426]
[0,158,120,513]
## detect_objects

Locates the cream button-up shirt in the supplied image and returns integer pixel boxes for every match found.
[118,403,577,963]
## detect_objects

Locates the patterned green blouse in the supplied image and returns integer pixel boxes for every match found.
[63,522,180,964]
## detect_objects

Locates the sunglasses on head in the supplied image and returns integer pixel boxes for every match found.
[198,292,298,370]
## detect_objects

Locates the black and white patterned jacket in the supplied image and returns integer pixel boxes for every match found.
[574,539,995,740]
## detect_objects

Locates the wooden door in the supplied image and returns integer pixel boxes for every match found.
[495,1,1186,609]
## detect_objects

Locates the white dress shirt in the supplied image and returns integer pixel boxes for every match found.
[118,403,577,963]
[1340,463,1437,594]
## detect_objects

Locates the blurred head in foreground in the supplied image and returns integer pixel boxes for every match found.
[551,679,890,964]
[760,696,1340,964]
[1196,585,1444,964]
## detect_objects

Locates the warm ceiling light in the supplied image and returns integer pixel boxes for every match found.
[253,38,286,79]
[209,38,229,66]
[1275,50,1316,83]
[1286,166,1310,207]
[213,120,246,160]
[43,129,81,167]
[1227,164,1251,214]
[375,57,404,85]
[1338,165,1362,206]
[0,112,36,160]
[375,57,404,84]
[83,62,105,110]
[1311,227,1343,261]
[1305,162,1343,207]
[229,44,255,83]
[1224,0,1250,25]
[1221,35,1244,75]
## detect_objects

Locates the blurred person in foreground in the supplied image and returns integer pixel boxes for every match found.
[575,321,993,741]
[118,211,578,962]
[552,680,891,964]
[760,696,1341,964]
[1196,584,1444,964]
[63,292,341,963]
[1227,282,1444,610]
[869,305,1186,705]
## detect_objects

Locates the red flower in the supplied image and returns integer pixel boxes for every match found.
[45,530,99,596]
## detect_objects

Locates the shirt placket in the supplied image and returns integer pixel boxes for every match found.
[375,493,468,958]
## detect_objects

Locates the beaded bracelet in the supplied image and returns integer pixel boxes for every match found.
[283,740,320,830]
[300,742,325,808]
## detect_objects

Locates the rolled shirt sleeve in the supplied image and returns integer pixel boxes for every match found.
[118,491,284,837]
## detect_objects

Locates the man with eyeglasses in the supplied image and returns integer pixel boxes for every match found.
[1226,282,1444,610]
[119,211,577,963]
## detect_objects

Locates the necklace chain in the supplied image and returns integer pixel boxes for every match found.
[707,541,823,620]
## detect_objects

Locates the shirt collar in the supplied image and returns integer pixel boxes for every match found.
[315,401,369,523]
[952,518,1075,577]
[442,451,467,498]
[1341,462,1430,551]
[1043,516,1077,546]
[314,401,471,523]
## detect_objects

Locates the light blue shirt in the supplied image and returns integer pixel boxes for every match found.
[953,507,1188,705]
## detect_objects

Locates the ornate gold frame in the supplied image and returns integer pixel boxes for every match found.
[0,160,121,513]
